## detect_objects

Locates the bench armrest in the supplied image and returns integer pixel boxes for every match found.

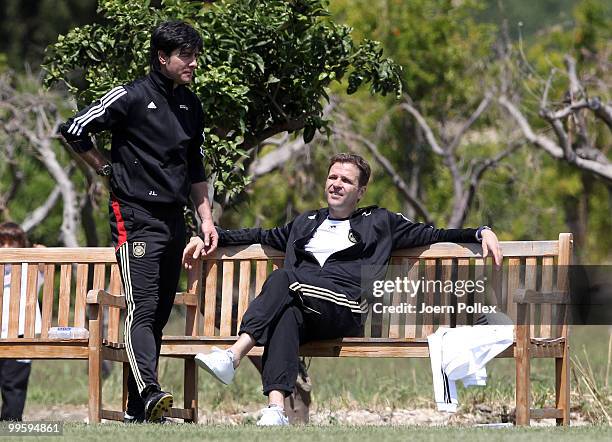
[86,289,126,309]
[174,292,198,306]
[514,289,570,304]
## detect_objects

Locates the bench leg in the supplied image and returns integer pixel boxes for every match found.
[555,343,570,426]
[88,346,102,424]
[122,362,130,412]
[515,321,531,426]
[184,359,198,423]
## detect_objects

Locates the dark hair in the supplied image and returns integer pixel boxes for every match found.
[328,153,371,187]
[150,21,203,70]
[0,222,27,248]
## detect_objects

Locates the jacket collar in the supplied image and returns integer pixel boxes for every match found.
[322,205,378,221]
[148,69,179,97]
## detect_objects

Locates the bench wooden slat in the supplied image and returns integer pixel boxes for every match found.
[196,241,560,262]
[441,258,453,327]
[525,257,537,337]
[74,264,88,329]
[108,264,122,342]
[507,258,521,323]
[220,261,234,336]
[556,235,571,339]
[255,260,267,296]
[58,264,72,326]
[456,258,469,326]
[530,407,564,420]
[203,261,217,336]
[0,342,89,359]
[8,264,22,338]
[24,264,39,338]
[204,244,285,261]
[0,241,560,264]
[421,259,436,336]
[541,257,554,338]
[174,293,198,306]
[92,263,106,292]
[40,264,55,338]
[184,259,202,337]
[0,264,4,335]
[491,259,504,309]
[473,259,485,318]
[388,257,401,339]
[381,241,560,259]
[237,261,251,331]
[0,248,117,263]
[403,258,418,338]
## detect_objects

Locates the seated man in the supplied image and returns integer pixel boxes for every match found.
[182,153,502,426]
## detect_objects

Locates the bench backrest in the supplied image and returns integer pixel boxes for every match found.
[0,233,572,343]
[188,233,573,340]
[0,248,120,340]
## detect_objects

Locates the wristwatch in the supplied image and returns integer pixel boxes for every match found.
[476,225,491,242]
[96,164,112,177]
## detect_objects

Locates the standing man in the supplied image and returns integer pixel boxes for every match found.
[183,153,502,426]
[59,21,218,423]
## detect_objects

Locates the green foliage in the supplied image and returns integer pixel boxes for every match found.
[0,0,98,69]
[43,0,403,200]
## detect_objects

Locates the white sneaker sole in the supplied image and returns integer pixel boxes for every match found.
[194,353,233,385]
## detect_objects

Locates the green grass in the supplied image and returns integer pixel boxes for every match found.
[26,325,612,420]
[24,423,612,442]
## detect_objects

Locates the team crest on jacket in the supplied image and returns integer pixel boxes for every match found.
[133,242,146,258]
[348,229,360,243]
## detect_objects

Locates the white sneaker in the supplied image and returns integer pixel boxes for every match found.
[194,347,235,385]
[256,405,289,426]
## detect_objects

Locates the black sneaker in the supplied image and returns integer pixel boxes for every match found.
[144,390,173,422]
[123,410,145,423]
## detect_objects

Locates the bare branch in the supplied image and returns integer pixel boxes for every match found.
[0,142,24,218]
[21,185,61,232]
[589,97,612,131]
[500,95,612,183]
[34,140,81,246]
[332,126,433,224]
[564,55,585,99]
[248,136,309,180]
[541,68,556,109]
[447,94,492,154]
[399,101,445,155]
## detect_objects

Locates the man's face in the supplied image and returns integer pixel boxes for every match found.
[325,162,366,216]
[158,48,198,85]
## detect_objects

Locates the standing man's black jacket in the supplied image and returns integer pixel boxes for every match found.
[59,70,207,206]
[213,206,481,312]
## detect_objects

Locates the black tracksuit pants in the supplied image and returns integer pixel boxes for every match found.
[109,197,186,412]
[0,359,31,421]
[239,269,362,396]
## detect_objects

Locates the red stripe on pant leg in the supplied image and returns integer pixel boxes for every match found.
[111,197,127,250]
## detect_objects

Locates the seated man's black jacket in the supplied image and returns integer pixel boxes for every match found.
[211,206,480,314]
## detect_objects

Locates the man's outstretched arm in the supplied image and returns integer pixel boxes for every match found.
[182,220,294,269]
[389,212,503,266]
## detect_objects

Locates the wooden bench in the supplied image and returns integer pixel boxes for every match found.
[1,233,573,426]
[96,233,573,426]
[0,247,198,424]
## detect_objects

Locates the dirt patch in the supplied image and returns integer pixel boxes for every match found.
[24,404,588,426]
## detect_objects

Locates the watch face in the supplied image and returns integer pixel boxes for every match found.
[98,165,112,176]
